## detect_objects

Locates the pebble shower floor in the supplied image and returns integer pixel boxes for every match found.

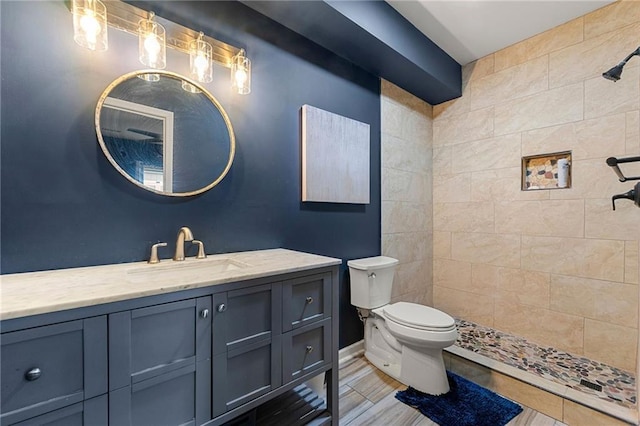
[454,319,636,410]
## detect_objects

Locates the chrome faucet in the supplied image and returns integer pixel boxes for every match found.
[173,227,194,261]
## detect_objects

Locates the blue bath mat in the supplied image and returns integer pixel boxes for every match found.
[395,371,523,426]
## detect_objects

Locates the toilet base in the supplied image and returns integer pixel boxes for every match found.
[363,315,451,396]
[400,345,450,395]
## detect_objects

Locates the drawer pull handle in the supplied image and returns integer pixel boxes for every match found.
[25,368,41,381]
[217,303,227,313]
[306,345,313,354]
[306,297,313,305]
[200,309,209,319]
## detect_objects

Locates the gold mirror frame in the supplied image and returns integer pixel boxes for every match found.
[95,70,236,197]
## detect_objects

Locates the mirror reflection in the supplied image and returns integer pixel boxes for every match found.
[96,70,235,196]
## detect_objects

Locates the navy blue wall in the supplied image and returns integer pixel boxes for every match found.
[0,1,380,348]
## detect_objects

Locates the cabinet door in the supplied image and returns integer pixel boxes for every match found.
[109,364,203,426]
[282,273,331,332]
[109,296,211,425]
[12,395,107,426]
[212,284,281,355]
[1,317,107,425]
[282,319,332,384]
[212,335,282,418]
[211,284,282,418]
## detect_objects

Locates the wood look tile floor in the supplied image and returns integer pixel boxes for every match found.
[338,356,568,426]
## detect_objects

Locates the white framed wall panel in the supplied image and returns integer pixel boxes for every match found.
[301,105,370,204]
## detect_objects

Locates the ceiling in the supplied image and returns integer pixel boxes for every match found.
[387,0,615,65]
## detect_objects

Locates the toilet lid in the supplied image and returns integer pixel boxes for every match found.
[383,302,456,331]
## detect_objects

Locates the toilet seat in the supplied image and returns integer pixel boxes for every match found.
[382,302,456,332]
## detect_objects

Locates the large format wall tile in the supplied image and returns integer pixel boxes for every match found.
[549,275,638,328]
[583,319,637,371]
[470,168,549,202]
[563,400,632,426]
[452,133,521,173]
[584,0,640,40]
[494,200,585,238]
[382,168,428,203]
[382,232,429,265]
[433,285,494,326]
[585,65,639,120]
[627,111,640,154]
[496,268,551,308]
[432,146,452,176]
[381,134,430,174]
[494,83,583,135]
[522,114,626,161]
[433,231,452,259]
[392,259,431,300]
[494,303,584,354]
[433,202,494,233]
[624,240,638,284]
[433,258,471,291]
[494,18,583,72]
[469,56,549,111]
[451,232,521,267]
[433,107,494,146]
[462,55,495,85]
[382,201,429,234]
[433,173,471,203]
[585,198,640,241]
[521,236,625,282]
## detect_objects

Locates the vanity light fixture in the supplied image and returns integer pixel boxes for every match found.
[68,0,251,94]
[72,0,108,51]
[138,12,166,70]
[231,49,251,95]
[189,32,213,83]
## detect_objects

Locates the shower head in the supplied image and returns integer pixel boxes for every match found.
[602,46,640,82]
[602,64,625,81]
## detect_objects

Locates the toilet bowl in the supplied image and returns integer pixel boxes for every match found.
[348,256,458,395]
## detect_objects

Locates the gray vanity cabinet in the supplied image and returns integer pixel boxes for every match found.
[108,297,212,426]
[211,284,282,418]
[0,317,108,426]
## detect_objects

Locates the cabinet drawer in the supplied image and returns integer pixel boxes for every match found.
[1,317,107,425]
[282,319,331,383]
[282,273,331,332]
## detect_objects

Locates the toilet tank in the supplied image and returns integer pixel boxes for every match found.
[347,256,399,309]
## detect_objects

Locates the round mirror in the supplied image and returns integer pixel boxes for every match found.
[95,70,235,196]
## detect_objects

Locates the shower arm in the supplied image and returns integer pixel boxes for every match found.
[606,155,640,182]
[619,47,640,66]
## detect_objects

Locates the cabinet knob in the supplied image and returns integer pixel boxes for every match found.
[200,309,209,319]
[306,345,313,354]
[217,303,227,313]
[25,367,41,381]
[306,296,313,305]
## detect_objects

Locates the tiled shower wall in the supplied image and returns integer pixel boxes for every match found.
[381,81,434,305]
[432,0,640,372]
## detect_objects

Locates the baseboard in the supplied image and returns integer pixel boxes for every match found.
[338,340,364,366]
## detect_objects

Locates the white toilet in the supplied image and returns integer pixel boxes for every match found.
[347,256,457,395]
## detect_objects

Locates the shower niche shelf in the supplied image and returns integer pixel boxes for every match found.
[521,151,571,191]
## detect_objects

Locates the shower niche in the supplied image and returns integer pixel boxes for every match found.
[521,151,572,191]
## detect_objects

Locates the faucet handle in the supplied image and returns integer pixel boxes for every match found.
[148,242,168,264]
[192,240,207,259]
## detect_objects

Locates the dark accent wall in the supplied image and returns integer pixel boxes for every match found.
[0,1,380,348]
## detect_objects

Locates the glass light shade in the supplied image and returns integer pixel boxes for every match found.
[72,0,108,51]
[181,80,202,94]
[189,34,213,84]
[231,50,251,95]
[138,13,166,69]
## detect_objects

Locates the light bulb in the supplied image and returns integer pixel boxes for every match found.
[194,53,209,80]
[144,34,161,67]
[80,11,101,48]
[235,68,247,86]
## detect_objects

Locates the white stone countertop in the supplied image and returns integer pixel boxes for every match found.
[0,248,342,321]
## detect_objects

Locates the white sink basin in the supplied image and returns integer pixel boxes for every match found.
[126,257,252,283]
